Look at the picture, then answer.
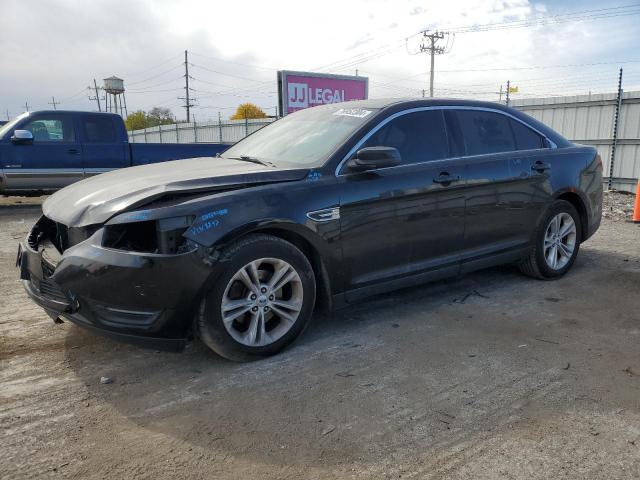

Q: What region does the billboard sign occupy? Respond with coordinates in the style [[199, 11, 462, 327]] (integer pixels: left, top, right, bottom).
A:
[[278, 70, 368, 116]]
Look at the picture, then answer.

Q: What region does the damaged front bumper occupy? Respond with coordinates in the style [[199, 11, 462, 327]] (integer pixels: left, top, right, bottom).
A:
[[18, 216, 218, 351]]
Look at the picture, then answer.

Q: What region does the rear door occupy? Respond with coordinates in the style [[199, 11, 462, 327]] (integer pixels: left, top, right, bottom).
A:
[[3, 113, 82, 190], [446, 109, 549, 271], [338, 109, 465, 298], [79, 114, 128, 178]]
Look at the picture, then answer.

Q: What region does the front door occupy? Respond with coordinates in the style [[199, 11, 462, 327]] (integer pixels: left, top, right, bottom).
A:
[[338, 109, 465, 299], [4, 113, 82, 190]]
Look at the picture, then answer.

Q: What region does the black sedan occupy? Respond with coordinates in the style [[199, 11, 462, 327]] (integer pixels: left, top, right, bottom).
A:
[[18, 99, 603, 360]]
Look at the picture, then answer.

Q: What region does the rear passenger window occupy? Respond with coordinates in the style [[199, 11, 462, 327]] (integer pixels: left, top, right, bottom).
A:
[[510, 119, 544, 150], [455, 110, 515, 155], [82, 116, 116, 143], [362, 110, 448, 165]]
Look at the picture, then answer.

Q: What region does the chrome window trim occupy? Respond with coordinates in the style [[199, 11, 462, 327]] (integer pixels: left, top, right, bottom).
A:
[[335, 105, 557, 176]]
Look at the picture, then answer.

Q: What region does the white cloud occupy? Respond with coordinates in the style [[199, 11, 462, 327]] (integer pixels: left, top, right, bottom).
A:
[[0, 0, 638, 121]]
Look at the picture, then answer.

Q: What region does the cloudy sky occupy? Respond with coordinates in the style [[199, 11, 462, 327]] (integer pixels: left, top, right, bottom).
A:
[[1, 0, 639, 121]]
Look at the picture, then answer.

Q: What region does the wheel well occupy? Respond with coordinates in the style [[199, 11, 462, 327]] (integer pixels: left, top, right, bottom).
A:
[[250, 227, 332, 313], [557, 192, 588, 238]]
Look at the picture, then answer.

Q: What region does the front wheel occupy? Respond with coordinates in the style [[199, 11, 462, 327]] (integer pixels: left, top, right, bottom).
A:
[[198, 234, 316, 361], [519, 200, 582, 280]]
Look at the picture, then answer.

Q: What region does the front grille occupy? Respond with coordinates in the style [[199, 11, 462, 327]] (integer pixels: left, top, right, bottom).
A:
[[38, 278, 69, 302]]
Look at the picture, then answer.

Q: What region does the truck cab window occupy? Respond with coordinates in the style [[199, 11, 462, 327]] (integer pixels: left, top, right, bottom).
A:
[[82, 116, 116, 143], [22, 117, 74, 142]]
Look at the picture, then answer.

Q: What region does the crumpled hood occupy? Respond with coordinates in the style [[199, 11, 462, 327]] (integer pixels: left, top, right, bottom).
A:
[[43, 157, 309, 227]]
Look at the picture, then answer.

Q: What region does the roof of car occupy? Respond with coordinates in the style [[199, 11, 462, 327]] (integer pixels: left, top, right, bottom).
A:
[[340, 98, 518, 111], [25, 110, 119, 116]]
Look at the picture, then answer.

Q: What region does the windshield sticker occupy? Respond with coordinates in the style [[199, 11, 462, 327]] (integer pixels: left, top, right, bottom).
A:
[[333, 108, 372, 118], [307, 171, 322, 182]]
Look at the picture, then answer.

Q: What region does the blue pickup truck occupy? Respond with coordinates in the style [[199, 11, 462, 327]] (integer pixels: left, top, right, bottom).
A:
[[0, 110, 229, 194]]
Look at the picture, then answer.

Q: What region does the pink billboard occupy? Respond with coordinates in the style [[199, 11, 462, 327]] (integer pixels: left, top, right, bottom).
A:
[[278, 70, 369, 115]]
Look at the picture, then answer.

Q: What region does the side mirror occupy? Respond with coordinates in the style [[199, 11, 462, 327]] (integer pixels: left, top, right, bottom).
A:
[[11, 130, 34, 145], [346, 146, 401, 172]]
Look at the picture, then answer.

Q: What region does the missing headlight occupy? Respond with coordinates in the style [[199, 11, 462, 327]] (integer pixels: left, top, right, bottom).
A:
[[103, 221, 157, 253], [103, 216, 195, 254], [156, 216, 195, 254]]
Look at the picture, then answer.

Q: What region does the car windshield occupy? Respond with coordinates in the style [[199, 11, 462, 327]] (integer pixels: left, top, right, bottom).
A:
[[221, 104, 378, 168], [0, 112, 29, 139]]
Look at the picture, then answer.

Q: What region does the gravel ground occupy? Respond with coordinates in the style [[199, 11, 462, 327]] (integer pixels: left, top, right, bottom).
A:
[[603, 190, 637, 221], [1, 199, 639, 479]]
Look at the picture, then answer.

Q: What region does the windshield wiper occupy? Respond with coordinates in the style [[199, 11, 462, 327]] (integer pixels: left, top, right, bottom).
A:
[[226, 155, 275, 168]]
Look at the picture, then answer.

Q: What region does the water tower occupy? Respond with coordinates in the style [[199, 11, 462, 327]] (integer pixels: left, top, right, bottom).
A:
[[103, 76, 128, 117]]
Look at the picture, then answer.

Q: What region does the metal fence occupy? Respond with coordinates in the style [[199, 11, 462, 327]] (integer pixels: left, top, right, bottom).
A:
[[512, 90, 640, 193], [128, 118, 275, 144]]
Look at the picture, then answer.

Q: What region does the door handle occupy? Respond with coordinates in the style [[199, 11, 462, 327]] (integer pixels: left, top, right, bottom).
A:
[[433, 173, 461, 185], [67, 148, 80, 155], [531, 161, 551, 173]]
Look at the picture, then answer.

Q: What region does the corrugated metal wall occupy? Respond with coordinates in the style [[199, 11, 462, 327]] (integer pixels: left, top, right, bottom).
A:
[[512, 91, 640, 192], [129, 118, 275, 145]]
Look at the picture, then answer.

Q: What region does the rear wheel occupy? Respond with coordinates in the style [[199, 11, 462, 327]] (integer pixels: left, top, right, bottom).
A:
[[519, 200, 582, 280], [198, 234, 316, 361]]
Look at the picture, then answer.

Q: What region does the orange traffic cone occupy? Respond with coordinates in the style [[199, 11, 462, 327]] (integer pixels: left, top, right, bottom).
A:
[[633, 179, 640, 223]]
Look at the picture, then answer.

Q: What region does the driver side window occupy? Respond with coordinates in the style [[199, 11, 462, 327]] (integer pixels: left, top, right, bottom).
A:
[[362, 110, 449, 165], [21, 116, 75, 143]]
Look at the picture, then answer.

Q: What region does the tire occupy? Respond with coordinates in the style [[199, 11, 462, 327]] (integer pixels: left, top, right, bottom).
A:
[[198, 234, 316, 361], [519, 199, 582, 280]]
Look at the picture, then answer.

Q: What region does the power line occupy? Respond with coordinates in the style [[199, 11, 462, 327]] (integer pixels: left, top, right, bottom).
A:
[[125, 64, 184, 87], [189, 51, 277, 71]]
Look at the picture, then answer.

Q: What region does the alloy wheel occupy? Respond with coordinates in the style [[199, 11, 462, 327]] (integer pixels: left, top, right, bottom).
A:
[[221, 258, 303, 347], [543, 212, 577, 270]]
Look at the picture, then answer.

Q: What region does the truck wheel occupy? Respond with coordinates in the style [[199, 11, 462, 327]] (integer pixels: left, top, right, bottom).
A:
[[198, 234, 316, 361], [519, 199, 582, 280]]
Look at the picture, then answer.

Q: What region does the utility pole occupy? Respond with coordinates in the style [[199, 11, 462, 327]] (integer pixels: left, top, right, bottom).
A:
[[499, 84, 503, 102], [24, 101, 30, 113], [48, 96, 59, 110], [505, 80, 511, 106], [122, 92, 129, 118], [179, 49, 195, 122], [416, 31, 452, 98], [608, 68, 624, 190], [6, 109, 10, 121], [92, 79, 102, 112]]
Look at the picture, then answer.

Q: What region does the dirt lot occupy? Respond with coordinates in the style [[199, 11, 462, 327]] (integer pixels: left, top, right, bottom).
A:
[[1, 195, 639, 479]]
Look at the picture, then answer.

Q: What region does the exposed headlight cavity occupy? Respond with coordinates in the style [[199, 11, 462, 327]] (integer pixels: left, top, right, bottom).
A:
[[103, 216, 196, 254]]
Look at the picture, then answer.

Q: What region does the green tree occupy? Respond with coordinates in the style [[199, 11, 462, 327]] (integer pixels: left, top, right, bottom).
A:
[[125, 107, 176, 131], [147, 107, 176, 126], [125, 110, 147, 131], [230, 103, 267, 120]]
